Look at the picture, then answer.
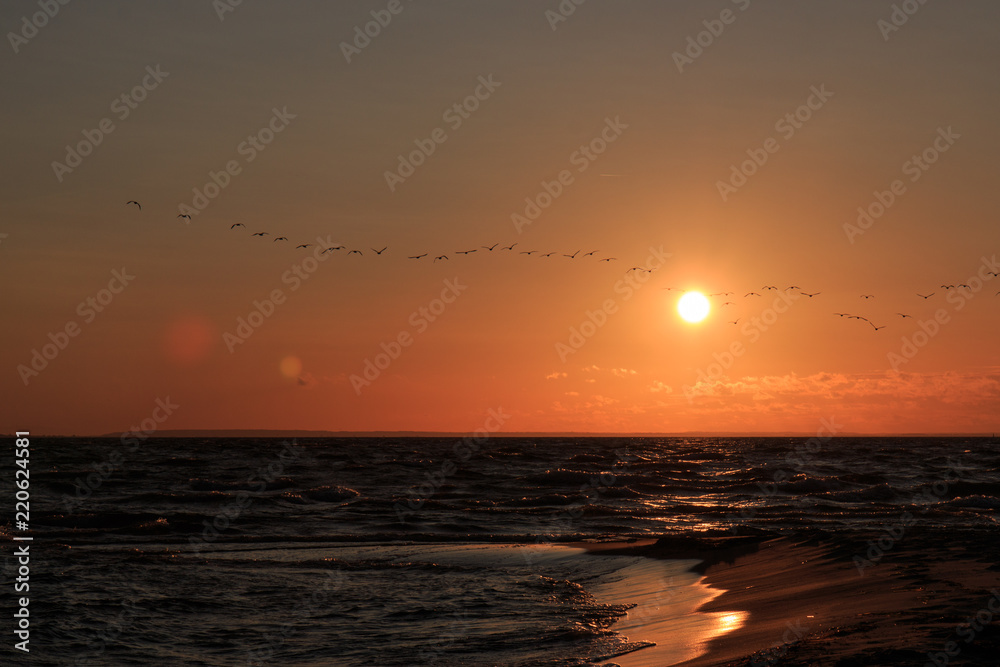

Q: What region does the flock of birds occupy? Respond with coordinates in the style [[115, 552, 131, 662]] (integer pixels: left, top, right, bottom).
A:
[[127, 201, 999, 334], [664, 282, 1000, 331]]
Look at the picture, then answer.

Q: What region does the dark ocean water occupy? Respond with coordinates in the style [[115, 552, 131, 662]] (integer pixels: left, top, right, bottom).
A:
[[2, 436, 999, 666]]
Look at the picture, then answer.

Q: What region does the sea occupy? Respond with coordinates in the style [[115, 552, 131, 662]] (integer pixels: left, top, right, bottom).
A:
[[3, 436, 999, 666]]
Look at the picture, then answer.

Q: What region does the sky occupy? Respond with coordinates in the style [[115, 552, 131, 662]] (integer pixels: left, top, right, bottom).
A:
[[1, 0, 998, 435]]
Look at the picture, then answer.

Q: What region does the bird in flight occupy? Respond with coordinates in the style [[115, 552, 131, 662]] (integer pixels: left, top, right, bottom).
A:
[[940, 284, 955, 290], [628, 267, 645, 272], [178, 214, 192, 221], [541, 252, 557, 258], [273, 237, 288, 242], [916, 293, 935, 299], [520, 250, 537, 255], [230, 223, 244, 229], [348, 250, 363, 256], [481, 243, 499, 251], [252, 232, 269, 237], [860, 294, 875, 299], [722, 302, 734, 306], [745, 292, 761, 297], [762, 285, 777, 291], [870, 323, 886, 331], [372, 247, 387, 255], [834, 313, 849, 317], [434, 255, 449, 262], [296, 244, 312, 249], [599, 258, 617, 262], [408, 254, 427, 259], [126, 201, 141, 210], [729, 318, 740, 325], [896, 313, 913, 318], [456, 249, 477, 255], [799, 292, 821, 297], [786, 285, 800, 290], [502, 243, 517, 251], [583, 250, 599, 257], [957, 283, 971, 289], [564, 250, 580, 259]]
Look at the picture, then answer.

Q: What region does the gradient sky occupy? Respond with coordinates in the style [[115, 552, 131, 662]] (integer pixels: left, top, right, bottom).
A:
[[2, 0, 998, 435]]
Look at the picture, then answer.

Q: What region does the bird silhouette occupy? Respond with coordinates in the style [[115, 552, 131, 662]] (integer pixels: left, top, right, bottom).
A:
[[745, 292, 761, 297], [896, 313, 913, 318], [871, 323, 886, 331], [125, 201, 141, 210], [564, 250, 580, 259], [252, 232, 268, 237], [296, 244, 312, 249], [230, 223, 244, 229], [722, 302, 734, 306], [273, 237, 288, 242], [799, 292, 821, 297], [481, 243, 499, 251], [456, 249, 477, 255], [178, 214, 192, 221], [599, 258, 617, 262], [916, 293, 935, 299], [520, 250, 537, 255], [541, 252, 557, 258], [729, 318, 740, 325], [860, 294, 874, 299], [372, 247, 387, 255], [762, 285, 777, 291], [583, 250, 599, 256], [348, 250, 362, 256], [408, 254, 427, 259], [502, 243, 517, 251], [434, 255, 449, 262]]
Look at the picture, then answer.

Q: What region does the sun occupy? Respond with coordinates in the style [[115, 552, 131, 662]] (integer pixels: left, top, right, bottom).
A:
[[678, 291, 711, 323]]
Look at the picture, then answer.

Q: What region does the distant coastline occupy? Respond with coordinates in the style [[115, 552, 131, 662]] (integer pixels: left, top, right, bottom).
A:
[[7, 430, 998, 438]]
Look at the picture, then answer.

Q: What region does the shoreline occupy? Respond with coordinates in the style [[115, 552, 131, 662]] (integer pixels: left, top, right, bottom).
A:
[[582, 531, 1000, 666]]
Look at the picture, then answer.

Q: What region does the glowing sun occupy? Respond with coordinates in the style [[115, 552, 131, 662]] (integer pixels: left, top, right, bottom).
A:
[[678, 291, 710, 323]]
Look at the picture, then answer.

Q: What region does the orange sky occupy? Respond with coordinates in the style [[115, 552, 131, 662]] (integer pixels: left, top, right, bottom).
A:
[[2, 1, 998, 435]]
